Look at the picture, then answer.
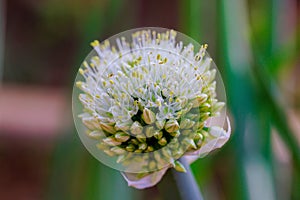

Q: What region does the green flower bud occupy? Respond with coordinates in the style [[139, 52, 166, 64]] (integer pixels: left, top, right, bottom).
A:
[[145, 126, 155, 137], [190, 139, 197, 149], [82, 117, 100, 130], [182, 129, 192, 136], [183, 138, 197, 149], [200, 103, 211, 112], [176, 97, 188, 107], [194, 132, 204, 141], [168, 139, 179, 149], [155, 120, 165, 130], [154, 131, 163, 139], [103, 149, 115, 157], [200, 112, 210, 121], [186, 113, 198, 120], [134, 149, 143, 153], [169, 130, 180, 137], [154, 152, 164, 163], [186, 120, 195, 129], [207, 69, 216, 83], [103, 137, 122, 146], [99, 122, 116, 134], [142, 108, 156, 124], [136, 134, 146, 142], [130, 121, 143, 135], [126, 144, 135, 152], [181, 102, 193, 115], [162, 148, 174, 163], [115, 132, 130, 142], [193, 122, 204, 131], [169, 137, 178, 144], [196, 138, 203, 147], [111, 146, 126, 154], [211, 102, 225, 114], [165, 119, 179, 133], [191, 94, 208, 108], [117, 153, 132, 163], [115, 121, 132, 132], [149, 160, 156, 171], [180, 118, 195, 129], [96, 142, 108, 150], [158, 137, 167, 146], [162, 148, 172, 158], [136, 172, 149, 179], [200, 129, 209, 139], [132, 155, 143, 162], [130, 138, 139, 145], [86, 130, 105, 139], [138, 143, 147, 150], [174, 160, 187, 172], [173, 148, 184, 157], [146, 146, 154, 152], [116, 155, 125, 163]]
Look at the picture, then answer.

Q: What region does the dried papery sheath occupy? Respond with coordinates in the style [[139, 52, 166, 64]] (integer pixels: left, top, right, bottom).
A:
[[72, 27, 230, 189]]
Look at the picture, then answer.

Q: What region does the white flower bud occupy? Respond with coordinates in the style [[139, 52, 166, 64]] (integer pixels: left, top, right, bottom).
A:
[[155, 120, 165, 130], [180, 118, 195, 129], [103, 137, 121, 146], [138, 143, 147, 150], [211, 102, 225, 114], [82, 117, 100, 130], [96, 142, 108, 150], [142, 108, 156, 124], [103, 149, 115, 157], [145, 126, 155, 137], [111, 146, 126, 154], [191, 93, 208, 108], [130, 121, 143, 135], [86, 130, 105, 139], [115, 121, 132, 132], [115, 132, 130, 142], [164, 119, 179, 133], [99, 122, 116, 134]]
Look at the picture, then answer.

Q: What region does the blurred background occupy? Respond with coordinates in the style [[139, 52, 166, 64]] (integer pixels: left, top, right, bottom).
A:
[[0, 0, 299, 199]]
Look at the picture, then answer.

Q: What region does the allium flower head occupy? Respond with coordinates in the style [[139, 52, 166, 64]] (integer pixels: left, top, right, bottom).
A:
[[73, 28, 230, 189]]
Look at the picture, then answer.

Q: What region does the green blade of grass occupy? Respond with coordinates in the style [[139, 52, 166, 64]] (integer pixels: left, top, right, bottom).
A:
[[219, 0, 277, 199], [179, 0, 202, 41]]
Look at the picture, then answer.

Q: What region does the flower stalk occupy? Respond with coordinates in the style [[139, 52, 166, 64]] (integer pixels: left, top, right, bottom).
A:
[[171, 157, 203, 200]]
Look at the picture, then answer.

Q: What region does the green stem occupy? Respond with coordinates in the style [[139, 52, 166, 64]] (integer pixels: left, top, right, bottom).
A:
[[171, 157, 203, 200]]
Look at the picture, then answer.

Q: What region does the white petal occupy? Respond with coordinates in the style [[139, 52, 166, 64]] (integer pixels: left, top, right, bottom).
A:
[[184, 117, 231, 164], [121, 167, 169, 189]]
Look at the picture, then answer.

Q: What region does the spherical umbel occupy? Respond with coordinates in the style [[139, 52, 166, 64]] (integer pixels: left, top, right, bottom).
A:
[[72, 28, 228, 175]]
